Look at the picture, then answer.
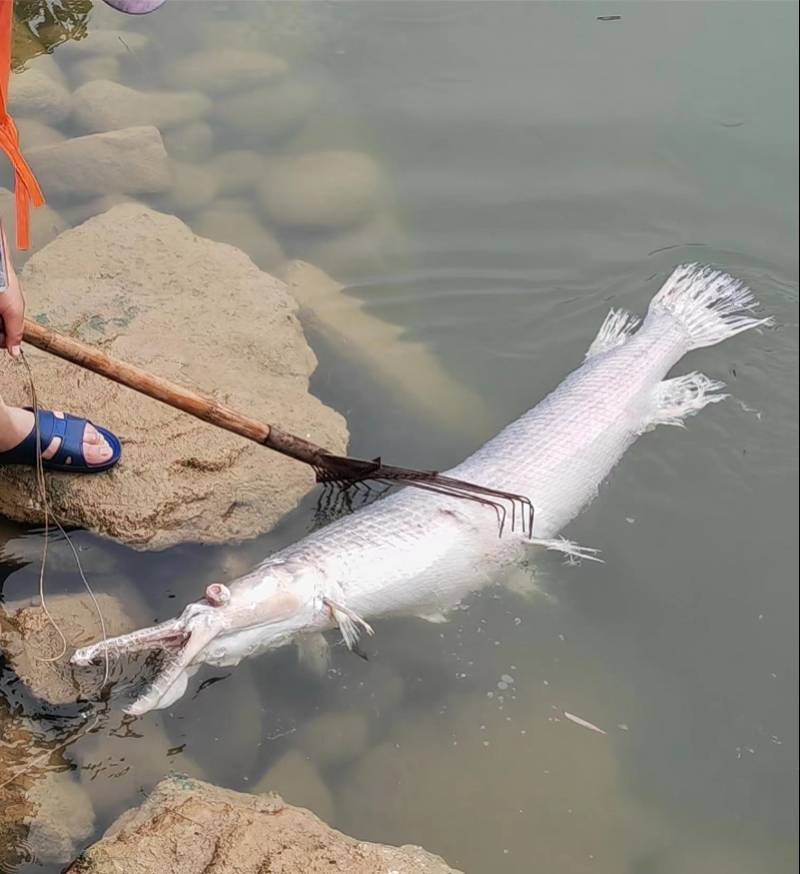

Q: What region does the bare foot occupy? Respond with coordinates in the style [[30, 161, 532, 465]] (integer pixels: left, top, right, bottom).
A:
[[0, 407, 113, 465]]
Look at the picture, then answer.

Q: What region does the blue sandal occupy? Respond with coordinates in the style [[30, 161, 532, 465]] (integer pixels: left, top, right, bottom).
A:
[[0, 408, 121, 473]]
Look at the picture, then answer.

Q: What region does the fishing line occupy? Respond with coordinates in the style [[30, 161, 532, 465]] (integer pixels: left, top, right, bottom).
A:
[[17, 350, 111, 690]]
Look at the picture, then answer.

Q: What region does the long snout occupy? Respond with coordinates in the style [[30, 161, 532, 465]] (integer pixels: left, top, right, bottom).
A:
[[70, 616, 188, 666], [123, 614, 222, 715], [71, 606, 225, 715]]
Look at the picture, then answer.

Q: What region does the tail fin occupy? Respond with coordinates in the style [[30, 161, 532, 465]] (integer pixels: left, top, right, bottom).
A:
[[646, 263, 771, 350]]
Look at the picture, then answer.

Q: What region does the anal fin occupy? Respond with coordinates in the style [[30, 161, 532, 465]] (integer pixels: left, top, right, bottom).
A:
[[532, 537, 603, 564]]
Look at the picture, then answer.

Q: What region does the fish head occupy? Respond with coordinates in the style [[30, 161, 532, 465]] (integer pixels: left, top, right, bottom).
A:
[[70, 570, 322, 715], [70, 582, 235, 715]]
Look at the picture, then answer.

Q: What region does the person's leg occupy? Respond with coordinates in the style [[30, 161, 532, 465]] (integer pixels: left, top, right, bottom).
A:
[[0, 395, 112, 463]]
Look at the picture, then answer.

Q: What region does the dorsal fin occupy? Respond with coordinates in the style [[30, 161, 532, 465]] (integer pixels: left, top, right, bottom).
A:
[[585, 308, 641, 359]]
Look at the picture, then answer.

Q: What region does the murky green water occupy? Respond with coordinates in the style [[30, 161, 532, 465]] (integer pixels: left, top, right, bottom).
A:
[[1, 2, 798, 872]]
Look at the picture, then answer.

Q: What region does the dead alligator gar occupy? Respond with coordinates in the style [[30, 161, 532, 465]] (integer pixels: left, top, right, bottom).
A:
[[72, 264, 769, 715]]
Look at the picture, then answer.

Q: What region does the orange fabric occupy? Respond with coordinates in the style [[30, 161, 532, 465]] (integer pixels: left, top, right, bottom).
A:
[[0, 0, 45, 250]]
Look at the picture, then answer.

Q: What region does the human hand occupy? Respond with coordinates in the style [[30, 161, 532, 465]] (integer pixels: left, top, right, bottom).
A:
[[0, 222, 24, 357]]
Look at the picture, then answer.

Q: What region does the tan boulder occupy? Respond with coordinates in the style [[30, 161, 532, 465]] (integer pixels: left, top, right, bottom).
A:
[[64, 775, 462, 873], [0, 205, 348, 549]]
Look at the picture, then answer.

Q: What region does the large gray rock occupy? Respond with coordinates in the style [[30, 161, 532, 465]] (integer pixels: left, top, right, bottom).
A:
[[0, 205, 347, 549], [72, 80, 211, 134], [26, 127, 170, 199], [64, 775, 462, 874]]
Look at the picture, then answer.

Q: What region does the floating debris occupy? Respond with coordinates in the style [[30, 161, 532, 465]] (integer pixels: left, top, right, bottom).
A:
[[563, 711, 608, 736]]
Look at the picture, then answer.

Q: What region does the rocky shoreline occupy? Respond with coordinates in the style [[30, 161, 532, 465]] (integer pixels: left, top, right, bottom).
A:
[[65, 775, 462, 874]]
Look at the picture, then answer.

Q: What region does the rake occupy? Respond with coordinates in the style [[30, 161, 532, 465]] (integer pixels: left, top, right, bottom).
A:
[[21, 318, 534, 536]]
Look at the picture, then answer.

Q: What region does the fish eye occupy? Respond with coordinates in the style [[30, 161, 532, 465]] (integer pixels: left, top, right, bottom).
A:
[[205, 582, 231, 607]]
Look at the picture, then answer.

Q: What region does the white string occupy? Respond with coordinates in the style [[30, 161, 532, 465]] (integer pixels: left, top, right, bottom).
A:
[[18, 350, 110, 689]]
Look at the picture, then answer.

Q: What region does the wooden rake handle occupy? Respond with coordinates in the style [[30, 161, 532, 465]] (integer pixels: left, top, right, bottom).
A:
[[21, 318, 329, 468]]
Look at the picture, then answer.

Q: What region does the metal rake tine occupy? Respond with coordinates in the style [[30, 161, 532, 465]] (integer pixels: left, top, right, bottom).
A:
[[381, 469, 533, 528], [378, 477, 508, 537]]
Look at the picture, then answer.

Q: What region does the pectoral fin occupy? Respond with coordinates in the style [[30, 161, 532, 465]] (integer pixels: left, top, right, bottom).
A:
[[323, 597, 374, 650]]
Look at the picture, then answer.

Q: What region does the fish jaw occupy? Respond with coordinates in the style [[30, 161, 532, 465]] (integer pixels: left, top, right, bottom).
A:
[[70, 578, 324, 715], [70, 599, 229, 715]]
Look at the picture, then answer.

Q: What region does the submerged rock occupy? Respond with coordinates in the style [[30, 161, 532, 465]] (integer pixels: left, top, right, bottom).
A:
[[162, 121, 214, 162], [0, 205, 347, 549], [163, 158, 219, 213], [69, 715, 207, 816], [72, 80, 211, 134], [27, 126, 170, 198], [0, 704, 41, 870], [299, 711, 370, 767], [213, 79, 319, 144], [23, 772, 95, 864], [338, 690, 651, 874], [285, 260, 494, 437], [0, 591, 150, 704], [60, 193, 137, 227], [192, 199, 285, 274], [302, 210, 405, 278], [16, 117, 67, 149], [57, 29, 149, 58], [205, 149, 268, 196], [254, 749, 335, 824], [8, 66, 71, 125], [258, 150, 384, 230], [65, 775, 461, 873], [0, 186, 68, 261], [168, 48, 288, 95], [0, 695, 93, 868], [69, 53, 121, 86]]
